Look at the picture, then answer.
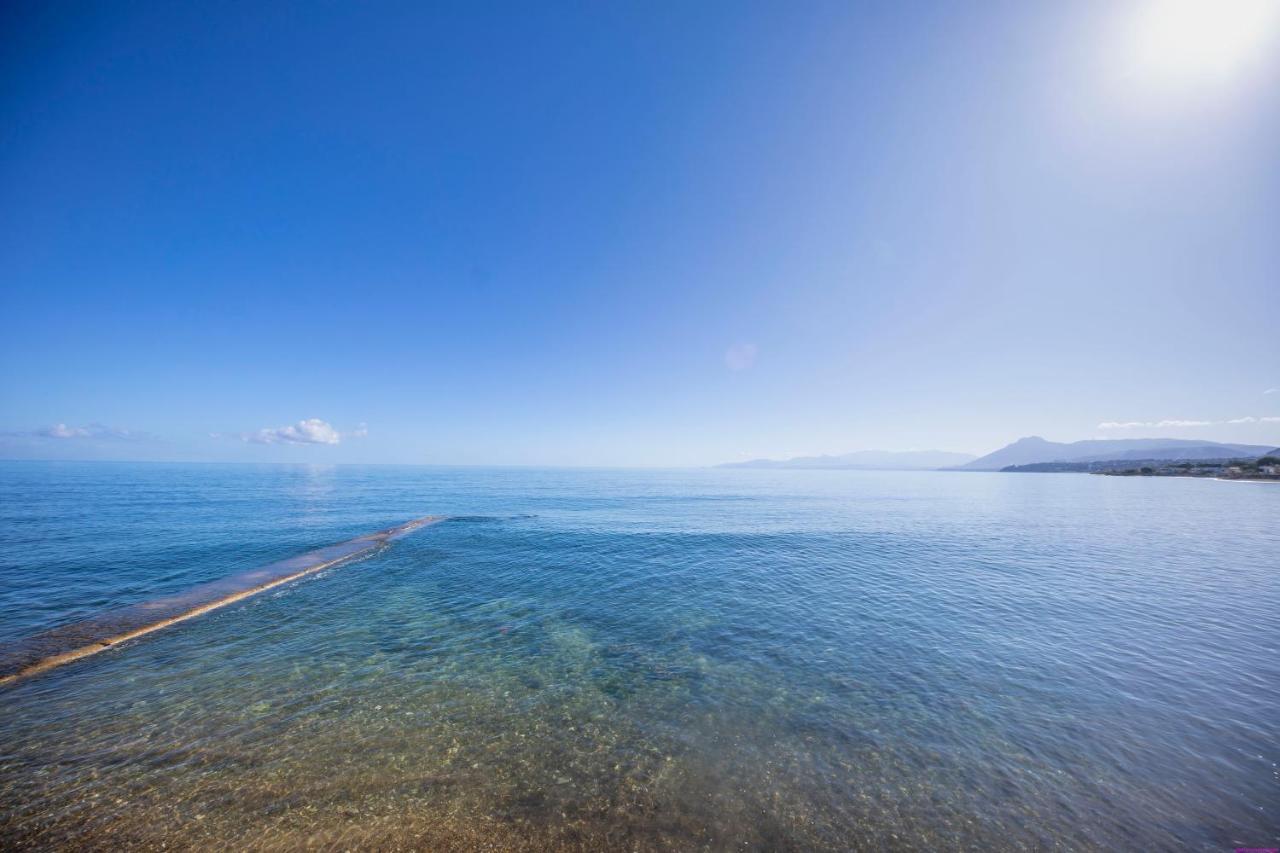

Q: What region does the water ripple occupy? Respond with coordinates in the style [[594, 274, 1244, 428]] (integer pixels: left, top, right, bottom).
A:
[[0, 463, 1277, 850]]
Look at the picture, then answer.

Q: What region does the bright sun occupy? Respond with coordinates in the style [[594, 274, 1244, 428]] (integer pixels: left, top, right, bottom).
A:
[[1118, 0, 1280, 93]]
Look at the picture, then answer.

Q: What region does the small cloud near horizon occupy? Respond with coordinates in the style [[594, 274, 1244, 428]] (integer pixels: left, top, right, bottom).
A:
[[724, 342, 758, 371], [1098, 419, 1213, 429], [1265, 388, 1278, 395], [1226, 416, 1280, 425], [1099, 416, 1280, 429], [4, 423, 154, 441], [238, 418, 366, 445]]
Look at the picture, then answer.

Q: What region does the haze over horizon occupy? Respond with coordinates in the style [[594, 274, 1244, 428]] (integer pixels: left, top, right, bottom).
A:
[[3, 1, 1278, 467]]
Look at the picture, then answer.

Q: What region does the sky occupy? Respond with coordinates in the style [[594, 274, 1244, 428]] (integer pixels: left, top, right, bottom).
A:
[[2, 0, 1278, 466]]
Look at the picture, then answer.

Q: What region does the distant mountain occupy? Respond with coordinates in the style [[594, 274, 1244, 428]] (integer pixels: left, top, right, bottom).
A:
[[718, 449, 977, 470], [1075, 445, 1273, 463], [957, 436, 1275, 471]]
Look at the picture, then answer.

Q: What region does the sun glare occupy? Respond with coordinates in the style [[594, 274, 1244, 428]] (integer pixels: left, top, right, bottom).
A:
[[1119, 0, 1280, 93]]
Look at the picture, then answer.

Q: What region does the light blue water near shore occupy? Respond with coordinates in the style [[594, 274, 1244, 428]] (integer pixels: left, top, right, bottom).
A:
[[0, 461, 1277, 849]]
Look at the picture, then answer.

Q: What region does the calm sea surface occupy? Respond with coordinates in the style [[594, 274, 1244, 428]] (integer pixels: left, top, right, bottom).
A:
[[0, 461, 1276, 850]]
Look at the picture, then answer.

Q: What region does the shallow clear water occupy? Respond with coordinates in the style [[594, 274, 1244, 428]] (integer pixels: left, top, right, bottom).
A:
[[1, 462, 1277, 850]]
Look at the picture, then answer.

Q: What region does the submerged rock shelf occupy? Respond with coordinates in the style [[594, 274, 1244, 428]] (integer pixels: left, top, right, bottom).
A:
[[0, 515, 444, 686]]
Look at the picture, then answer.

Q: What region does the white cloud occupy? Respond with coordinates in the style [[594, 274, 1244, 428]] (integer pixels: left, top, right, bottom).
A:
[[1099, 416, 1280, 429], [27, 423, 150, 441], [1265, 388, 1279, 395], [724, 342, 758, 371], [41, 423, 90, 438], [1097, 419, 1213, 429], [239, 418, 367, 445], [244, 418, 341, 445]]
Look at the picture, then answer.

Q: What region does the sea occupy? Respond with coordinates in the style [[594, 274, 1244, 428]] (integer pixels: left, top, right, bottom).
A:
[[0, 461, 1276, 850]]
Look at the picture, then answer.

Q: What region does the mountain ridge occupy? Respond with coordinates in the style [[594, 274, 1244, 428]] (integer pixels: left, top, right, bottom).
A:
[[956, 437, 1276, 471]]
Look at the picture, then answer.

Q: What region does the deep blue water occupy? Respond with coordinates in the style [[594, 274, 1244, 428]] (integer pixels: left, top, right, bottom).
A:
[[0, 461, 1277, 849]]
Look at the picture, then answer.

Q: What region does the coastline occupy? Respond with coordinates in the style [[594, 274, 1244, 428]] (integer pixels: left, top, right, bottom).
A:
[[1212, 477, 1280, 484], [0, 515, 445, 686]]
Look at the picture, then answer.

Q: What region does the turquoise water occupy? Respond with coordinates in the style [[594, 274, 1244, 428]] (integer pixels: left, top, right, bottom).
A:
[[0, 462, 1277, 849]]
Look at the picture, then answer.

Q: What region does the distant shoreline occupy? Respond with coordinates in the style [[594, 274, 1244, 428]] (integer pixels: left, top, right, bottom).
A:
[[1210, 476, 1280, 484]]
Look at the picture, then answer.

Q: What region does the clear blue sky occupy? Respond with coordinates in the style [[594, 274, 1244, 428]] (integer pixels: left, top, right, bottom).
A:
[[2, 1, 1278, 465]]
